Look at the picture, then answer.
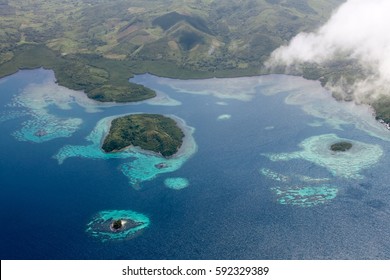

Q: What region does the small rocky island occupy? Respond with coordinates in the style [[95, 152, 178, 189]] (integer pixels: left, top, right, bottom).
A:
[[102, 114, 184, 157], [110, 219, 123, 232], [330, 141, 353, 152]]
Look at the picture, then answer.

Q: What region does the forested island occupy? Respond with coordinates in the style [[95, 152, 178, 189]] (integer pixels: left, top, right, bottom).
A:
[[102, 114, 184, 157]]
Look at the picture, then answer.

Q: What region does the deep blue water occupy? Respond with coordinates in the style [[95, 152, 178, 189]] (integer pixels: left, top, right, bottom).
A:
[[1, 69, 390, 259]]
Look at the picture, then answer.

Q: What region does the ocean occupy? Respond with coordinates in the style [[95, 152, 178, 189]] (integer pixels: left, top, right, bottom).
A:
[[1, 68, 390, 259]]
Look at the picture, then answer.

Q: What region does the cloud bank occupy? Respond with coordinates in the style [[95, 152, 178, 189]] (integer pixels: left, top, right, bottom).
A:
[[267, 0, 390, 102]]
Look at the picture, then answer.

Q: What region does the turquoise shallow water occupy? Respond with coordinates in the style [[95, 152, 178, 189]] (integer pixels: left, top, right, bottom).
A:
[[1, 68, 390, 259]]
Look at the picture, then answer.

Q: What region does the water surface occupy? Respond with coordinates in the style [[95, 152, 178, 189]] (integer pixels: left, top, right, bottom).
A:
[[1, 68, 390, 259]]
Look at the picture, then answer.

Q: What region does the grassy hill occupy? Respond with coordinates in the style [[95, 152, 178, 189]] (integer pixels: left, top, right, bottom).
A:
[[102, 114, 184, 157]]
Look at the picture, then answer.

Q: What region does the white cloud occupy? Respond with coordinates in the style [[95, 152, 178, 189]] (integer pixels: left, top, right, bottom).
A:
[[267, 0, 390, 101]]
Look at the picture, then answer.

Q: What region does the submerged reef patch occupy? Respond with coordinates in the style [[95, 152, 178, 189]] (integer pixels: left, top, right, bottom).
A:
[[271, 185, 338, 207], [217, 114, 231, 121], [0, 111, 28, 123], [54, 114, 197, 189], [263, 134, 383, 179], [260, 168, 289, 183], [158, 76, 263, 101], [283, 86, 390, 141], [8, 74, 103, 142], [144, 90, 181, 106], [260, 168, 330, 184], [216, 101, 228, 106], [120, 117, 196, 189], [54, 115, 133, 163], [86, 210, 150, 242], [157, 74, 390, 141], [13, 114, 82, 143], [164, 177, 189, 190], [296, 175, 330, 184], [260, 167, 334, 207]]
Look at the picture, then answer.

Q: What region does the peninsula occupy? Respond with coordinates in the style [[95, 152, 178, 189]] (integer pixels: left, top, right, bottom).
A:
[[102, 114, 184, 157]]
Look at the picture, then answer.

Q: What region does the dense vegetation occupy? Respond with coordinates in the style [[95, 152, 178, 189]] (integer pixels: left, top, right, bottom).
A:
[[371, 98, 390, 124], [102, 114, 184, 157], [0, 44, 156, 102], [330, 142, 352, 152], [0, 0, 344, 102]]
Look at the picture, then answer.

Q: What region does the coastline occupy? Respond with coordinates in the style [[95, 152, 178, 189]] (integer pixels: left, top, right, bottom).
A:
[[100, 113, 192, 158], [53, 111, 197, 188], [2, 60, 389, 133]]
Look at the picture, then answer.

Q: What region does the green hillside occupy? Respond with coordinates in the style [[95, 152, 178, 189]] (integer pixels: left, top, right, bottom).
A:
[[0, 0, 345, 102], [102, 114, 184, 157]]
